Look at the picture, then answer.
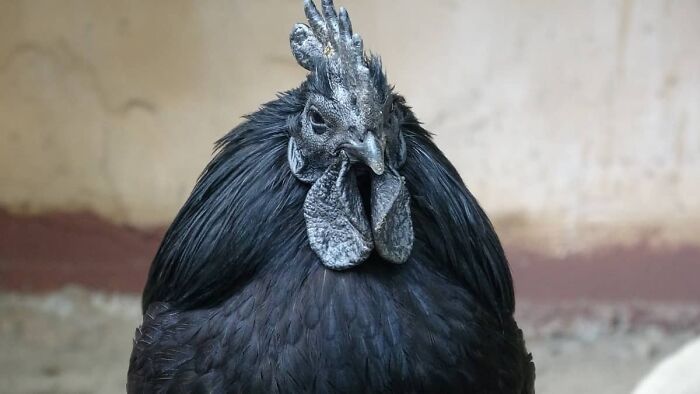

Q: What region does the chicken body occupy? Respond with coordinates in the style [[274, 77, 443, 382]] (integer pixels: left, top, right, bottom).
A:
[[128, 89, 535, 393]]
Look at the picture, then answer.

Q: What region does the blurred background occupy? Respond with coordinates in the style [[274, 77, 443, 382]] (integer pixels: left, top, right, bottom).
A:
[[1, 0, 699, 393]]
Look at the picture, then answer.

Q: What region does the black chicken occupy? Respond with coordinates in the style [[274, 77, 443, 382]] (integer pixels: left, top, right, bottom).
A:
[[128, 0, 535, 392]]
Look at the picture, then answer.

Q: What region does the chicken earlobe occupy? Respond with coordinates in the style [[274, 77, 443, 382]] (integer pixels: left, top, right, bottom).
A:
[[303, 159, 373, 269], [370, 170, 414, 263], [288, 136, 325, 183]]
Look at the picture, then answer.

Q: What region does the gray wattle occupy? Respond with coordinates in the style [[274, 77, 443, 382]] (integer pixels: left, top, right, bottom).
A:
[[370, 171, 414, 263], [303, 160, 373, 269]]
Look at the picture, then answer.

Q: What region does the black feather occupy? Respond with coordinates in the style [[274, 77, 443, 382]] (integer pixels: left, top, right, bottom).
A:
[[141, 88, 308, 310], [366, 54, 389, 102]]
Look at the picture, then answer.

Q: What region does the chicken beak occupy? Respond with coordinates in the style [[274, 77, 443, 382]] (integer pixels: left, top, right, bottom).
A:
[[343, 132, 385, 175]]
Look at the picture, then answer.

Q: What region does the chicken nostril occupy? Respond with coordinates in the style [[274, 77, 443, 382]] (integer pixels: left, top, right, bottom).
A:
[[348, 126, 364, 141]]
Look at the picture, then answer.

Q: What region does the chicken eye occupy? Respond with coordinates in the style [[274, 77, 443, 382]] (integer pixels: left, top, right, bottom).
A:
[[308, 108, 326, 128]]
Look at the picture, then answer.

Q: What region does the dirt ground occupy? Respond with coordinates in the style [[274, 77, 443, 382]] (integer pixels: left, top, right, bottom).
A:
[[1, 287, 699, 394]]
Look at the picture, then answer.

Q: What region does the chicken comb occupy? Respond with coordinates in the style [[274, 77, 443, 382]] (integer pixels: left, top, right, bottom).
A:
[[290, 0, 370, 91]]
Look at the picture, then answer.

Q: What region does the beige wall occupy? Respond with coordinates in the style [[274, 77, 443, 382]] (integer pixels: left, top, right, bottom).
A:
[[1, 0, 699, 254]]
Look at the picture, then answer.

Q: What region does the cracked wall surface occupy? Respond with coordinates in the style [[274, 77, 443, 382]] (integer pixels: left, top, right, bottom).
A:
[[1, 0, 699, 254]]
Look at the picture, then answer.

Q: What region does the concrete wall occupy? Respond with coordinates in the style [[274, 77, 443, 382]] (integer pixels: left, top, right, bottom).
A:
[[1, 0, 699, 255]]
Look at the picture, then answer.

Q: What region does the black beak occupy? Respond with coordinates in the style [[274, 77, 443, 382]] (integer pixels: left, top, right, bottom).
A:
[[341, 132, 385, 175]]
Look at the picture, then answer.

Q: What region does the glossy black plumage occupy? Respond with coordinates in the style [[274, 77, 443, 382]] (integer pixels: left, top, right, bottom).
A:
[[128, 86, 535, 393]]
